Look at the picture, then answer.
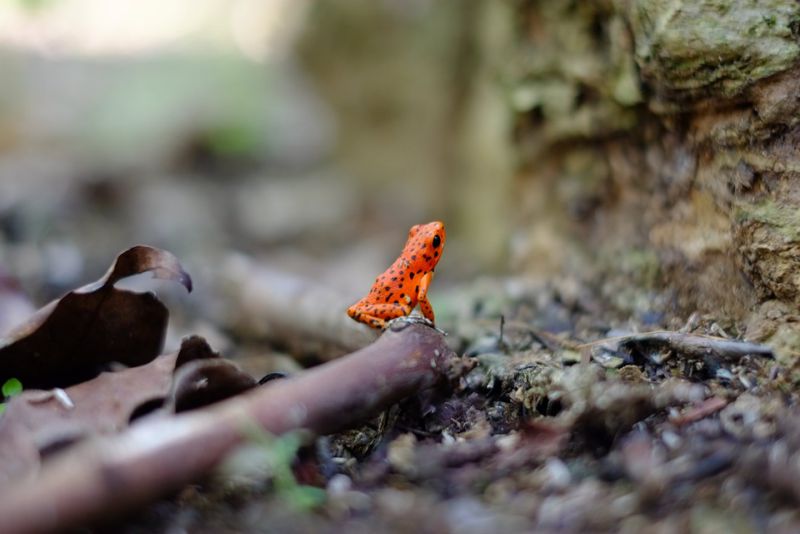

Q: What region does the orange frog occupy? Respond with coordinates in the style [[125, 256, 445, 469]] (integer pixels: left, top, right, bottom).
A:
[[347, 221, 446, 329]]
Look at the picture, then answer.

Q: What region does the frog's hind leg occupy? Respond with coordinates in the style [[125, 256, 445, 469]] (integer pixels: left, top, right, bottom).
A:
[[350, 302, 411, 329]]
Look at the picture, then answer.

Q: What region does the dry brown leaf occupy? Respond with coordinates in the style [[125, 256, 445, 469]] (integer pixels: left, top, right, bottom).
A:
[[0, 351, 178, 485], [0, 335, 255, 485], [167, 355, 257, 413], [0, 245, 192, 390]]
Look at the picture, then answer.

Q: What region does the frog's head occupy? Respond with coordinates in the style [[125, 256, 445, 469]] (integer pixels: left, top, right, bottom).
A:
[[406, 221, 446, 270]]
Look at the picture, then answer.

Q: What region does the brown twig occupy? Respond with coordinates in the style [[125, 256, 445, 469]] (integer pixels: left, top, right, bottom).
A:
[[579, 331, 773, 362], [0, 323, 453, 534], [669, 396, 729, 427]]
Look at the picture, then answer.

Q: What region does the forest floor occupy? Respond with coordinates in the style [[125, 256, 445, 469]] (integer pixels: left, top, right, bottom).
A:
[[1, 167, 797, 532], [106, 271, 798, 534], [1, 104, 797, 532]]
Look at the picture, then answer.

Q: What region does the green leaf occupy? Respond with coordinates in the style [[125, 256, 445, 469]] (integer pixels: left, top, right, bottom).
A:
[[271, 433, 301, 463], [237, 425, 323, 509], [283, 485, 327, 510], [2, 378, 22, 398]]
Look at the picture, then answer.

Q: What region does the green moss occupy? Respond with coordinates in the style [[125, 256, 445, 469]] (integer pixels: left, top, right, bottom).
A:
[[628, 0, 800, 99], [740, 152, 800, 175], [620, 248, 661, 288], [764, 324, 800, 367], [735, 200, 800, 241], [508, 4, 643, 146]]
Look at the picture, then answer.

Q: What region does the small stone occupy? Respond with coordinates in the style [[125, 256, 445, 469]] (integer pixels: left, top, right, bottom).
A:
[[387, 433, 418, 477], [326, 474, 352, 496]]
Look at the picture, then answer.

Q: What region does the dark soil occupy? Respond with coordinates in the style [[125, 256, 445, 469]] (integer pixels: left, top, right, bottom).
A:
[[118, 278, 800, 534]]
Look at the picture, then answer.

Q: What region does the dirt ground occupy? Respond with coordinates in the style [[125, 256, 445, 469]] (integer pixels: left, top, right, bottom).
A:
[[107, 273, 798, 534]]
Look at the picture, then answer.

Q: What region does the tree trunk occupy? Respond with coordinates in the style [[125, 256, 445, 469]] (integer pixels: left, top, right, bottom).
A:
[[508, 0, 800, 363]]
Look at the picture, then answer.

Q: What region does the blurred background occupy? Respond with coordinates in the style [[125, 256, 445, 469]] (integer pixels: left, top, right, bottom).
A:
[[0, 0, 513, 289], [4, 0, 799, 362], [0, 0, 520, 352]]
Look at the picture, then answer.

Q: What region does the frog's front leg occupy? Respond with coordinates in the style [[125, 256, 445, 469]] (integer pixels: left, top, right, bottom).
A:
[[416, 271, 435, 323]]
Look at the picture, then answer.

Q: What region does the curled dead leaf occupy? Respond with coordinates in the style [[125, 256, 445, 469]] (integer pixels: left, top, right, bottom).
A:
[[168, 358, 257, 413], [0, 245, 192, 390]]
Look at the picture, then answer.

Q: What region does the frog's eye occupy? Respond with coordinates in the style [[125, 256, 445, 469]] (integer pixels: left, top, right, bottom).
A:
[[432, 235, 441, 248]]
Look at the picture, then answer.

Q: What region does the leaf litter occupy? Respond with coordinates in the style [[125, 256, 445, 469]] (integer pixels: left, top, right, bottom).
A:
[[1, 250, 799, 533], [0, 245, 192, 390]]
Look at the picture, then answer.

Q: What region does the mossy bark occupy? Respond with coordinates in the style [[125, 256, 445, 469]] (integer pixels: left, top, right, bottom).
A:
[[510, 0, 800, 362]]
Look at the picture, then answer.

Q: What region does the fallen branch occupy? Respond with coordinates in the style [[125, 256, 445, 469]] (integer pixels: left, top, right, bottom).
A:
[[0, 323, 453, 534], [580, 331, 773, 364], [219, 255, 378, 360]]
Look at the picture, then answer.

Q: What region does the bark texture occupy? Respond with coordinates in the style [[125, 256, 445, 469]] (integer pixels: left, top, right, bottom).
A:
[[510, 0, 800, 362]]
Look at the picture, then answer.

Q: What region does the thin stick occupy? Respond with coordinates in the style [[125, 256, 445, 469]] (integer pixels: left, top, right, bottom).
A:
[[669, 396, 729, 426], [579, 331, 773, 361]]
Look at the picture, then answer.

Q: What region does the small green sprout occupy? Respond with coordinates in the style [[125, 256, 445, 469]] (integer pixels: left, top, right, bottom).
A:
[[242, 425, 327, 510], [0, 378, 23, 414]]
